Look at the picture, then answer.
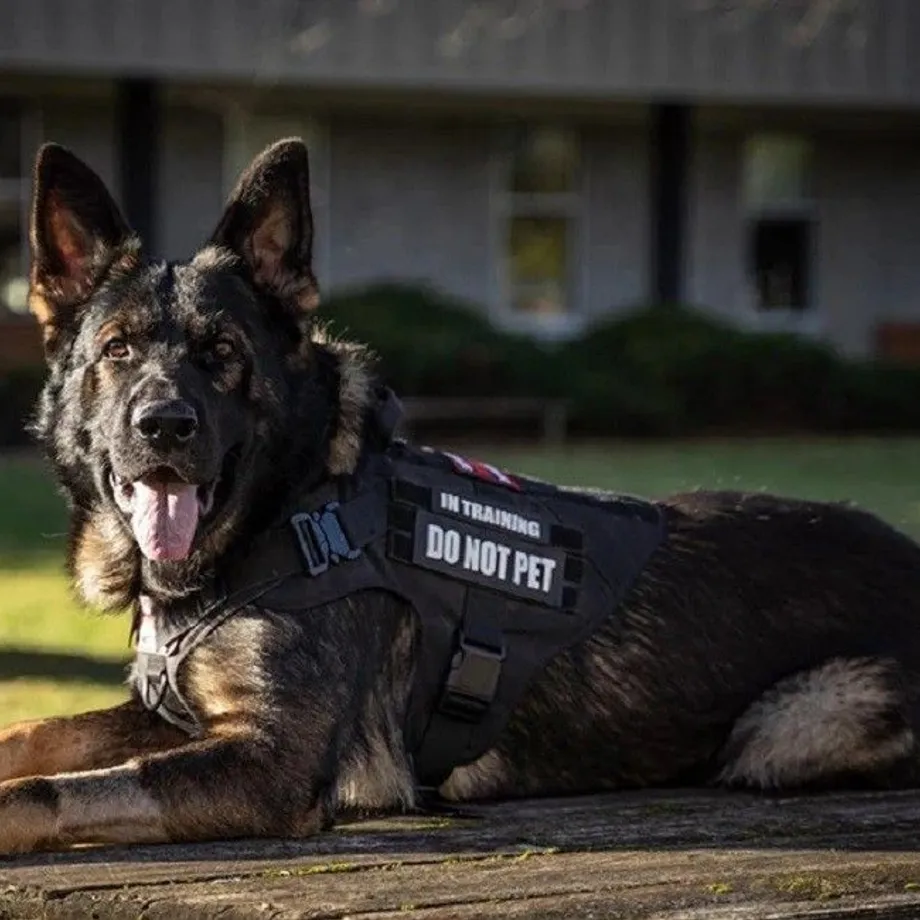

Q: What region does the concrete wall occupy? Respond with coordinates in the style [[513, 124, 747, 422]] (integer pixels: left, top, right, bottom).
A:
[[326, 116, 494, 308], [868, 141, 920, 324], [581, 123, 650, 319], [323, 113, 655, 328], [814, 136, 885, 355], [157, 103, 226, 261], [686, 128, 747, 324]]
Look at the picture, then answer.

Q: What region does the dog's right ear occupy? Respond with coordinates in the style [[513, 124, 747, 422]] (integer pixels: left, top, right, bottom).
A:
[[209, 138, 319, 314], [29, 143, 137, 355]]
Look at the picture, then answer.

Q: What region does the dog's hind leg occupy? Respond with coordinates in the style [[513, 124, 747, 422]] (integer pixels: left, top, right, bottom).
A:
[[717, 657, 919, 790], [0, 700, 187, 784]]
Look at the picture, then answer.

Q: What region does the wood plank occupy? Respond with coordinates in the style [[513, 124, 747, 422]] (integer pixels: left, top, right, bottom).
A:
[[1, 789, 919, 919]]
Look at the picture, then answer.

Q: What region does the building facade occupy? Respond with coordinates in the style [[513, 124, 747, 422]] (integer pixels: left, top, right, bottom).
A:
[[3, 0, 920, 356]]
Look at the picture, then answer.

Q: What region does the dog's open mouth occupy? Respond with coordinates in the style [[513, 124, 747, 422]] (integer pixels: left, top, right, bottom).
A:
[[109, 453, 237, 563]]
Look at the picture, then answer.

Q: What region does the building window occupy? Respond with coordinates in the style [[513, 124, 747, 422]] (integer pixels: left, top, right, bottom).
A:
[[499, 125, 581, 330], [0, 104, 31, 316], [743, 134, 815, 315]]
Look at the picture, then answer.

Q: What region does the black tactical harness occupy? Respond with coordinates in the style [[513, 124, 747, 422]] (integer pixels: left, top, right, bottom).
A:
[[134, 389, 665, 789]]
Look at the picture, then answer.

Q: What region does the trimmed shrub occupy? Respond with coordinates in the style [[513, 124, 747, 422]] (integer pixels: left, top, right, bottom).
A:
[[0, 365, 43, 448], [4, 284, 919, 443], [318, 283, 561, 399], [320, 285, 920, 437], [558, 305, 857, 435]]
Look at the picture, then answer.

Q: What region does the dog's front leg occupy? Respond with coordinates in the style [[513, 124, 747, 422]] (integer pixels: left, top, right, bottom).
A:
[[0, 699, 188, 783], [0, 730, 323, 854]]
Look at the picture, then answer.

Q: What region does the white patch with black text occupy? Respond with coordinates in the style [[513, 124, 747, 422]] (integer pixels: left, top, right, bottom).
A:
[[411, 511, 566, 607], [437, 491, 543, 540]]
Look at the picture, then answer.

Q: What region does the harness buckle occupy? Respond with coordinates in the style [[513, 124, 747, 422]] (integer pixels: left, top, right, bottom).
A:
[[136, 651, 170, 713], [438, 631, 506, 723], [291, 502, 361, 577]]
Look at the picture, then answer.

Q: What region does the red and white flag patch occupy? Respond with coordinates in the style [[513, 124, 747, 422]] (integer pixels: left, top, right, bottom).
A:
[[442, 451, 521, 491]]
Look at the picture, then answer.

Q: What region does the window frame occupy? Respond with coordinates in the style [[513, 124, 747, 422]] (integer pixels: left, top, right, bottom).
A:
[[741, 132, 821, 334], [490, 123, 586, 340]]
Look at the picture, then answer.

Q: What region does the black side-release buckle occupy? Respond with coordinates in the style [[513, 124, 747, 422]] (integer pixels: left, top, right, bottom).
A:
[[137, 651, 169, 713], [291, 501, 361, 577], [438, 630, 506, 723]]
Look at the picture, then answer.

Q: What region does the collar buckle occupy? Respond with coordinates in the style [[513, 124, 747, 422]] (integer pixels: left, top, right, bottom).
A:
[[290, 501, 361, 577]]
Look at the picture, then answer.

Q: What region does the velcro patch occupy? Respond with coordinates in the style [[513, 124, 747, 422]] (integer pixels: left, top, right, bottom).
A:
[[441, 452, 521, 491], [432, 488, 549, 545], [412, 510, 566, 607]]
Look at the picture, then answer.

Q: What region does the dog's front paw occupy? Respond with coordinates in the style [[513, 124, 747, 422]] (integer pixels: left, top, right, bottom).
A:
[[0, 777, 59, 855]]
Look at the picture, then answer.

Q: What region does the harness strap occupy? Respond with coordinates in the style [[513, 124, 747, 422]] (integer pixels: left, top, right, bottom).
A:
[[136, 575, 289, 734], [412, 589, 508, 790], [386, 472, 597, 789], [223, 481, 389, 592], [131, 387, 666, 798], [133, 475, 394, 734]]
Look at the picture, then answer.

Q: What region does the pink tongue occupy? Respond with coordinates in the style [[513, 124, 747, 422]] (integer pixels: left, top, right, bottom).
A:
[[130, 480, 199, 562]]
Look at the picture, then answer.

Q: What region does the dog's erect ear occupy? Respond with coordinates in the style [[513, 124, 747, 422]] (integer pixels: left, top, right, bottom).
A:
[[29, 143, 136, 352], [210, 138, 319, 312]]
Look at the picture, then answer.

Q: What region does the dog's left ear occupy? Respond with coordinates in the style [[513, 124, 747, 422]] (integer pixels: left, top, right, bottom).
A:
[[29, 143, 136, 354], [210, 138, 319, 312]]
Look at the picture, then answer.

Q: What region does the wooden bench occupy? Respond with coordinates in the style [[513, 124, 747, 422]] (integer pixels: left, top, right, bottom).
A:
[[2, 788, 920, 918], [398, 397, 569, 447]]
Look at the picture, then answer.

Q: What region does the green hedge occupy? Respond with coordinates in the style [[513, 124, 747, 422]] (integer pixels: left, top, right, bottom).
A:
[[318, 284, 561, 400], [0, 366, 43, 448], [561, 305, 920, 435], [3, 284, 919, 444], [320, 284, 920, 437]]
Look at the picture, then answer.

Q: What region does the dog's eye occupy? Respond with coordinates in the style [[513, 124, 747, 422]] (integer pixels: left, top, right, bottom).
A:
[[102, 338, 131, 361], [210, 339, 236, 362]]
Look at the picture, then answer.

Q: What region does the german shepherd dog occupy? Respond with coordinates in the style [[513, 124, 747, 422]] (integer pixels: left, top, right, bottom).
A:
[[1, 138, 920, 855]]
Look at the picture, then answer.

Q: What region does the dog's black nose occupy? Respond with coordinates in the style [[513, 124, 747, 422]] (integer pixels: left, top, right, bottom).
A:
[[132, 400, 199, 448]]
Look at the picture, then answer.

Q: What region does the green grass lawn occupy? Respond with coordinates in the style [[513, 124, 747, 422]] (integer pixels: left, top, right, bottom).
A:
[[2, 438, 920, 726]]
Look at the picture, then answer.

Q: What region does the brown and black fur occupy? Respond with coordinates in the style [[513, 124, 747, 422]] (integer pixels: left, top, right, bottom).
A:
[[2, 139, 920, 854]]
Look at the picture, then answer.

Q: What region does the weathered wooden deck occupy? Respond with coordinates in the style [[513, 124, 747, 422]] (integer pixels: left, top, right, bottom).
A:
[[2, 789, 920, 919]]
